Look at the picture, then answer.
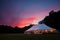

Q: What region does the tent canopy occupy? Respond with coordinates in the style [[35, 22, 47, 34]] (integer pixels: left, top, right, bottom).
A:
[[26, 24, 54, 31]]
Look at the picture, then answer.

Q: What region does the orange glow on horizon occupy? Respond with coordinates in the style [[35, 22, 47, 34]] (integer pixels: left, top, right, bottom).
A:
[[16, 17, 38, 28]]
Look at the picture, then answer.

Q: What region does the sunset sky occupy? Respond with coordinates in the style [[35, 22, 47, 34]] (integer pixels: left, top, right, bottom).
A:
[[0, 0, 60, 28]]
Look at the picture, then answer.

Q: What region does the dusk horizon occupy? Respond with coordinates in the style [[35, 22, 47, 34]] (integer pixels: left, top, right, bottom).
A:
[[0, 0, 60, 40], [0, 0, 60, 28]]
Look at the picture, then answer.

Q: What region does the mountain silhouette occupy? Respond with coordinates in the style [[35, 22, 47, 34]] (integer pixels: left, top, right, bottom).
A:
[[43, 10, 60, 31]]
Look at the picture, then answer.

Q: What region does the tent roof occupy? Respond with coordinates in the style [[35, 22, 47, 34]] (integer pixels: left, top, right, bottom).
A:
[[27, 24, 53, 31]]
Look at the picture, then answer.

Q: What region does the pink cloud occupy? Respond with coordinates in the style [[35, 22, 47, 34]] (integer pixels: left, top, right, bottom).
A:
[[13, 17, 38, 28]]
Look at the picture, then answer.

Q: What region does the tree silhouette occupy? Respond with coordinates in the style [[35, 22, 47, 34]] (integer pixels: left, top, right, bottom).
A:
[[0, 24, 33, 33], [43, 10, 60, 31]]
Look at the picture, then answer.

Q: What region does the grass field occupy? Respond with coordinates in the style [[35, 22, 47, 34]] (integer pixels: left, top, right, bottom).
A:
[[0, 33, 60, 40]]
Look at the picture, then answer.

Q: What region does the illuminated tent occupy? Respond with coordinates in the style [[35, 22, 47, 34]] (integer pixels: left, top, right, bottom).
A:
[[26, 23, 54, 31], [24, 24, 56, 34]]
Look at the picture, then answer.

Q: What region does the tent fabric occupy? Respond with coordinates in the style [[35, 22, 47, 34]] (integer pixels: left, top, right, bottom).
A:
[[27, 24, 53, 31]]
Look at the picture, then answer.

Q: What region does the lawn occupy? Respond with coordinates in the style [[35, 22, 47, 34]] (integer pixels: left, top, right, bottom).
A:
[[0, 33, 60, 40]]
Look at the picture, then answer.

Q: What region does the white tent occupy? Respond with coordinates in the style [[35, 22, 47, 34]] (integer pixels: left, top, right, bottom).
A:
[[24, 23, 57, 34], [26, 23, 54, 31]]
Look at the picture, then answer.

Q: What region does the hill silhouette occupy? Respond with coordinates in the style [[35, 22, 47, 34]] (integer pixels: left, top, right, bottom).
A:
[[0, 24, 33, 33], [43, 10, 60, 31]]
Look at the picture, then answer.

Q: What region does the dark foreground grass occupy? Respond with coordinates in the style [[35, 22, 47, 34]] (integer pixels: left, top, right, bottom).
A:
[[0, 33, 60, 40]]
